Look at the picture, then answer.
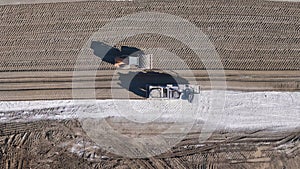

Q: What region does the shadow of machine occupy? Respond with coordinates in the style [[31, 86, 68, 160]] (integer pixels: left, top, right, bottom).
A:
[[118, 71, 189, 98], [91, 41, 193, 99], [90, 41, 144, 65]]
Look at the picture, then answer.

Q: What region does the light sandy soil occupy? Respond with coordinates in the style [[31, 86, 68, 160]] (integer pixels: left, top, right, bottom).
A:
[[1, 91, 300, 130]]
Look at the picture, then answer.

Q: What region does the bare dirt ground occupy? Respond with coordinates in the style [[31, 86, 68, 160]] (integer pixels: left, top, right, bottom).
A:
[[1, 70, 300, 101], [0, 0, 299, 72], [0, 119, 299, 168], [0, 0, 300, 168], [0, 0, 299, 100]]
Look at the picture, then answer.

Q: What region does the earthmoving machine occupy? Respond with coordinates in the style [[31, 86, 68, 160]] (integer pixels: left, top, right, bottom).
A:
[[147, 84, 200, 103], [114, 54, 153, 69], [114, 54, 200, 102]]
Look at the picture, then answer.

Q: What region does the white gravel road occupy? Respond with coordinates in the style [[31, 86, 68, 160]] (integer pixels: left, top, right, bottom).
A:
[[0, 91, 299, 131]]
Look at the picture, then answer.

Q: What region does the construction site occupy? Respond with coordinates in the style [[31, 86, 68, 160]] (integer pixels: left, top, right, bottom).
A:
[[0, 0, 300, 168]]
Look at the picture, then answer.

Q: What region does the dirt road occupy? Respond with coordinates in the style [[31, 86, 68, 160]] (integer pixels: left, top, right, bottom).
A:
[[0, 70, 300, 100]]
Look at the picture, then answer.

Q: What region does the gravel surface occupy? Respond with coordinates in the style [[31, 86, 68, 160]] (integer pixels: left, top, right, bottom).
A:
[[1, 91, 299, 131]]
